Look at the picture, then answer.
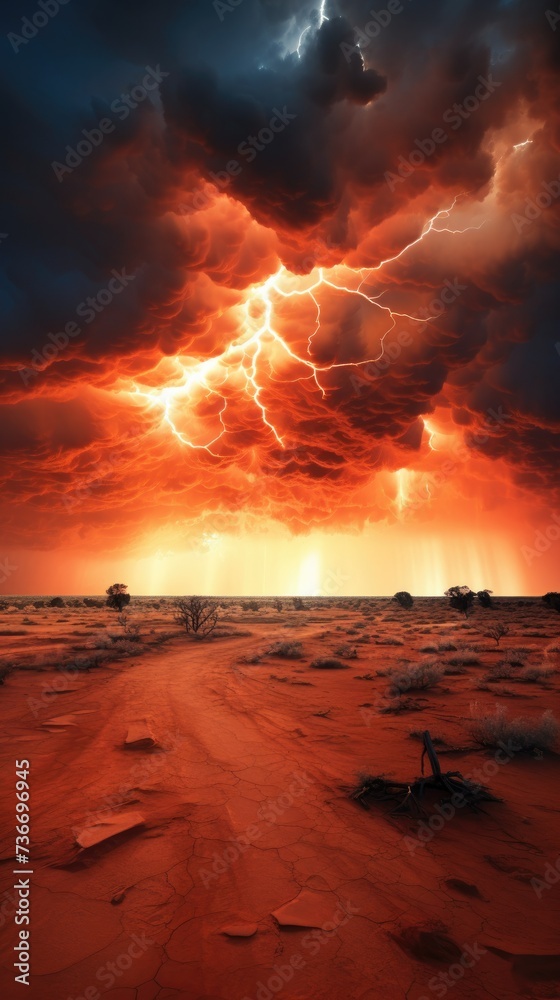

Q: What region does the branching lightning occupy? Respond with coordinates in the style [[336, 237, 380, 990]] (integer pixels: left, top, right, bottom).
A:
[[126, 199, 484, 455]]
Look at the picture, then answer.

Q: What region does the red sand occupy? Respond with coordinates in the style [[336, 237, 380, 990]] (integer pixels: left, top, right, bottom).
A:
[[0, 597, 559, 999]]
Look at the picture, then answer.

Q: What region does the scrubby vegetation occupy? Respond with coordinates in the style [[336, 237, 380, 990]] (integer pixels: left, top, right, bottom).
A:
[[106, 584, 130, 613], [310, 657, 348, 670], [266, 640, 304, 659], [393, 591, 414, 610], [387, 660, 444, 695], [173, 596, 219, 637], [445, 586, 475, 618], [469, 706, 559, 752]]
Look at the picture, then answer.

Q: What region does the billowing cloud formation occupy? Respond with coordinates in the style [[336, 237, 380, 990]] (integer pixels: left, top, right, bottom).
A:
[[0, 0, 559, 574]]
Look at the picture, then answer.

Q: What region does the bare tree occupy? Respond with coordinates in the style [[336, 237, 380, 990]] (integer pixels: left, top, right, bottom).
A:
[[479, 621, 510, 646], [173, 596, 219, 637]]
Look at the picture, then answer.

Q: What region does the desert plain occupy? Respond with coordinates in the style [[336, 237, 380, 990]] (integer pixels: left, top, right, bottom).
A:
[[0, 595, 559, 1000]]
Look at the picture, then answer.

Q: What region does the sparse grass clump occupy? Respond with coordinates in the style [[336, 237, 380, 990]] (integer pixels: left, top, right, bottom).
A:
[[446, 648, 480, 667], [469, 706, 559, 752], [310, 657, 348, 670], [266, 640, 304, 659], [518, 665, 556, 684], [375, 636, 405, 646], [501, 648, 532, 666], [333, 644, 358, 659], [379, 696, 424, 714], [0, 663, 15, 685], [388, 661, 444, 695], [484, 663, 516, 682]]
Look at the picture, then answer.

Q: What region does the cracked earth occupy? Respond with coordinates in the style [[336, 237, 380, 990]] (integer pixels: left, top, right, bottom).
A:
[[0, 598, 559, 999]]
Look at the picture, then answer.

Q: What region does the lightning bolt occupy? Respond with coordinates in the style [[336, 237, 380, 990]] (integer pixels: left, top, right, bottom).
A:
[[297, 0, 329, 57], [125, 199, 484, 455]]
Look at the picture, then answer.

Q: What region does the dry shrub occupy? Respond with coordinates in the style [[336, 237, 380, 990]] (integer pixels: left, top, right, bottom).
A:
[[388, 661, 444, 695], [333, 644, 358, 659], [379, 697, 424, 714], [0, 663, 15, 685], [446, 648, 480, 666], [266, 640, 304, 659], [310, 657, 348, 670], [469, 706, 559, 752], [518, 665, 556, 684]]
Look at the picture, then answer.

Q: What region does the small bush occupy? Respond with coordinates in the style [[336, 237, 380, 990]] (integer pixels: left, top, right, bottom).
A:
[[56, 653, 108, 672], [266, 641, 304, 659], [501, 648, 531, 666], [388, 661, 444, 695], [375, 637, 405, 646], [446, 649, 480, 667], [469, 706, 559, 752], [379, 697, 424, 714], [333, 644, 358, 659], [310, 657, 348, 670], [420, 643, 438, 653], [484, 663, 516, 681], [518, 665, 556, 684], [0, 663, 15, 685]]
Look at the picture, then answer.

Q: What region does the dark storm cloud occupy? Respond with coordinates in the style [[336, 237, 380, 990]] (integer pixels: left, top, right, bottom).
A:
[[0, 0, 559, 542]]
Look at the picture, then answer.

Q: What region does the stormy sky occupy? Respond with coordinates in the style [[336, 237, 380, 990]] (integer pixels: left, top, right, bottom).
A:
[[0, 0, 559, 595]]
